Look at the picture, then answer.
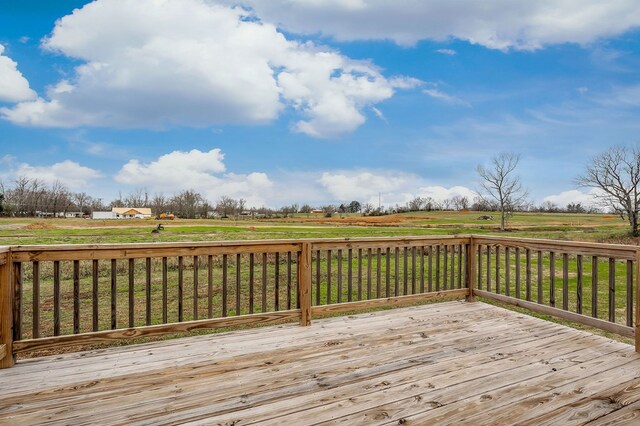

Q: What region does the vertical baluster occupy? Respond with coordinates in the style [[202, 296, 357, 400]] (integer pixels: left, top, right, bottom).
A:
[[377, 248, 382, 298], [327, 250, 332, 304], [385, 247, 391, 297], [73, 260, 80, 334], [287, 252, 293, 310], [457, 244, 463, 289], [236, 253, 242, 315], [395, 247, 400, 295], [316, 250, 321, 305], [111, 259, 117, 330], [436, 245, 441, 291], [261, 253, 267, 313], [128, 258, 134, 327], [13, 262, 22, 341], [486, 246, 491, 292], [358, 248, 363, 300], [449, 245, 455, 290], [525, 249, 531, 301], [347, 249, 353, 302], [609, 257, 615, 322], [477, 245, 482, 291], [562, 253, 569, 311], [627, 259, 633, 327], [54, 261, 61, 336], [249, 253, 255, 314], [428, 246, 433, 292], [178, 256, 184, 322], [337, 250, 343, 303], [32, 261, 39, 339], [515, 248, 521, 299], [412, 246, 417, 294], [577, 255, 583, 315], [162, 257, 168, 323], [367, 248, 372, 300], [146, 258, 152, 326], [505, 247, 510, 297], [592, 256, 598, 318], [495, 247, 501, 295], [222, 254, 228, 317], [193, 256, 199, 320], [275, 252, 280, 311], [443, 245, 448, 291], [537, 251, 543, 304], [92, 259, 98, 332], [549, 252, 555, 307], [420, 247, 425, 293], [403, 247, 409, 295], [207, 255, 213, 319]]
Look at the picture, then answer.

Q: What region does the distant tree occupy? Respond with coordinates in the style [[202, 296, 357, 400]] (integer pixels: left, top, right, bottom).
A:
[[348, 200, 361, 213], [576, 145, 640, 236], [451, 195, 470, 211], [407, 196, 425, 212], [362, 203, 374, 215], [299, 204, 312, 215], [539, 200, 560, 213], [477, 153, 528, 231]]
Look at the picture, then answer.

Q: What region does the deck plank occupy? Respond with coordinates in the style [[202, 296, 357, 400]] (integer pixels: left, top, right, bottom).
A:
[[0, 301, 639, 426]]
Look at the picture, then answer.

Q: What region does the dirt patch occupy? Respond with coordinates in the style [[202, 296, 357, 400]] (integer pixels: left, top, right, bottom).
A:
[[23, 222, 57, 230]]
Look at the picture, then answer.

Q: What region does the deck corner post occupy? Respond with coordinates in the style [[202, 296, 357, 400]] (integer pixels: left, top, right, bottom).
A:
[[635, 250, 640, 353], [0, 249, 15, 368], [466, 236, 476, 303], [298, 242, 312, 326]]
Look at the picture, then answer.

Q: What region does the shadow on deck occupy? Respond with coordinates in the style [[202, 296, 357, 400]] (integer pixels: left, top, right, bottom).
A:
[[1, 301, 639, 425]]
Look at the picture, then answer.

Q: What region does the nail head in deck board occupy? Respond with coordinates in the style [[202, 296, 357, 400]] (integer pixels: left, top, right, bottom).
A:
[[609, 257, 616, 323]]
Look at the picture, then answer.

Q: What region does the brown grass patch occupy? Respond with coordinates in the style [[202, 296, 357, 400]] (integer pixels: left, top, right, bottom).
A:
[[23, 222, 56, 230]]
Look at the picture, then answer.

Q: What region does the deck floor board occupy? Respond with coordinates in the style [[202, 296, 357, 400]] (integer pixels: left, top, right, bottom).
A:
[[1, 301, 639, 425]]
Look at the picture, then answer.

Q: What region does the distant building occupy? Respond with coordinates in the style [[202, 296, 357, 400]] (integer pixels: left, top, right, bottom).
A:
[[92, 207, 153, 219]]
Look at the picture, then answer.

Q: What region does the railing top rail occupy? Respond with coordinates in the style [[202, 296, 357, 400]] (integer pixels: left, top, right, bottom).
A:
[[471, 234, 639, 254], [0, 246, 9, 254]]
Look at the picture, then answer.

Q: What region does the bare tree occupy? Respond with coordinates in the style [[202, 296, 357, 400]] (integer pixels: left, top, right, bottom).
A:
[[451, 195, 470, 211], [477, 153, 528, 231], [576, 145, 640, 236]]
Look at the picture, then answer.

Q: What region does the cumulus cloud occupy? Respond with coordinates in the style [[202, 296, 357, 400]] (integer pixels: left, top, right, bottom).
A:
[[423, 84, 470, 107], [115, 148, 273, 206], [240, 0, 640, 50], [318, 170, 475, 207], [0, 44, 36, 103], [542, 189, 598, 207], [436, 49, 457, 55], [6, 160, 102, 191], [1, 0, 407, 137]]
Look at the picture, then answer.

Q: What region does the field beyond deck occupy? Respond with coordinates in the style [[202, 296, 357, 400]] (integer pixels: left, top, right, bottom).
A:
[[1, 302, 640, 425]]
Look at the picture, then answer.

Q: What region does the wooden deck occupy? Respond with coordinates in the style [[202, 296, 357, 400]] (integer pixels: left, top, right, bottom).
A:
[[1, 301, 640, 425]]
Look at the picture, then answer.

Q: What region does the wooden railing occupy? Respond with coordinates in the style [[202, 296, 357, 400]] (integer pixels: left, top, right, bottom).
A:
[[0, 235, 639, 368]]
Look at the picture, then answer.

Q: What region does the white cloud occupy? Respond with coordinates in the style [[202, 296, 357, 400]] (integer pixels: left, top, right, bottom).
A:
[[8, 160, 102, 191], [1, 0, 408, 137], [542, 189, 598, 207], [240, 0, 640, 50], [115, 148, 273, 206], [436, 49, 457, 55], [0, 44, 36, 103], [423, 87, 470, 107], [318, 170, 475, 207]]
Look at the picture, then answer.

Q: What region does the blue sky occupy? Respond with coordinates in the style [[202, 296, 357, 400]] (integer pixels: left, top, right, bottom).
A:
[[1, 0, 640, 208]]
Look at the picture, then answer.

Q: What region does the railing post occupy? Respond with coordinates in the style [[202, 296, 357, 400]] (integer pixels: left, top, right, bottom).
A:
[[466, 236, 476, 302], [0, 250, 14, 368], [298, 242, 312, 326], [635, 250, 640, 353]]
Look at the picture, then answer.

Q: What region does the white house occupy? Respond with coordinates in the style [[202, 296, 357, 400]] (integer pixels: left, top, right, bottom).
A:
[[92, 207, 153, 219]]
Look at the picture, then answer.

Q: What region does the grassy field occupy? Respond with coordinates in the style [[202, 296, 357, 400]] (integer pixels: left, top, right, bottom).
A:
[[0, 210, 633, 246], [4, 211, 639, 357]]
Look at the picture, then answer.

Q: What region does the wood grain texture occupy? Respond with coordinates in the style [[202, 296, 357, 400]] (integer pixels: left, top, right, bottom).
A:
[[0, 252, 13, 368], [2, 301, 639, 423]]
